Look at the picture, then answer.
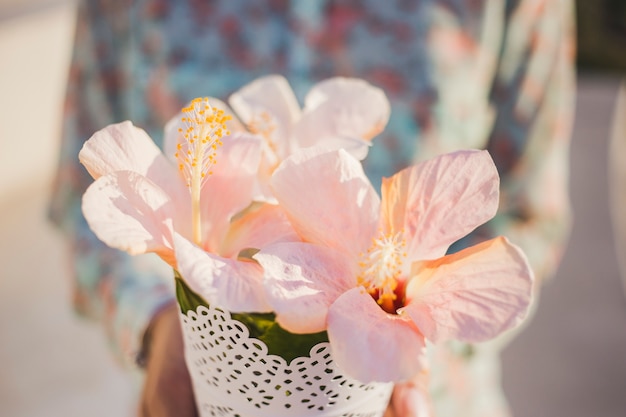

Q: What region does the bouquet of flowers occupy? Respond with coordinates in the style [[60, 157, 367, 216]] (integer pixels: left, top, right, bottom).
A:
[[79, 75, 534, 417]]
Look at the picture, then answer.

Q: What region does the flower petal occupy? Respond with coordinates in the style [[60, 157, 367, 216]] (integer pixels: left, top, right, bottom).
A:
[[220, 203, 299, 258], [229, 75, 301, 159], [81, 171, 176, 266], [173, 234, 271, 313], [254, 242, 356, 334], [79, 121, 167, 179], [312, 135, 372, 162], [381, 149, 499, 261], [79, 121, 191, 235], [79, 121, 185, 201], [271, 148, 380, 259], [401, 237, 534, 343], [327, 287, 427, 383], [293, 77, 390, 159], [200, 132, 264, 251]]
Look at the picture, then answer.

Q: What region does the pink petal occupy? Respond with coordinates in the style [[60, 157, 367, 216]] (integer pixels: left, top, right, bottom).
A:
[[401, 237, 534, 343], [252, 147, 280, 203], [228, 75, 301, 159], [79, 121, 181, 191], [220, 203, 300, 258], [254, 242, 356, 334], [313, 136, 372, 161], [200, 132, 264, 251], [173, 234, 272, 313], [293, 77, 390, 158], [328, 288, 427, 383], [79, 121, 191, 234], [81, 171, 176, 266], [381, 149, 499, 261], [271, 148, 380, 259], [79, 121, 164, 179]]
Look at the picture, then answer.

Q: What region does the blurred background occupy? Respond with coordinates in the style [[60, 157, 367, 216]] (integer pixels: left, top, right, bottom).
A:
[[0, 0, 624, 416]]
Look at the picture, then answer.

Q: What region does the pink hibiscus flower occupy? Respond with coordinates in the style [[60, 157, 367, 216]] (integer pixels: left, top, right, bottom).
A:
[[164, 75, 390, 200], [254, 148, 534, 382], [80, 98, 297, 312]]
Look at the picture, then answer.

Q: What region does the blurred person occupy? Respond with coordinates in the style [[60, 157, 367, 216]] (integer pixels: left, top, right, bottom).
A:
[[49, 0, 575, 416]]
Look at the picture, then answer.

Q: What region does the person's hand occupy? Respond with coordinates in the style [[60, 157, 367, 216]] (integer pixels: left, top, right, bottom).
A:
[[139, 303, 198, 417], [383, 370, 433, 417]]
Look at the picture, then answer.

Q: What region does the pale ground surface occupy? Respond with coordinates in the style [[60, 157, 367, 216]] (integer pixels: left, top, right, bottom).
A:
[[0, 2, 137, 417], [0, 2, 625, 417], [501, 76, 626, 417]]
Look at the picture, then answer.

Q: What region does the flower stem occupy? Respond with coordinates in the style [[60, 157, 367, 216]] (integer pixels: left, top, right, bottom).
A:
[[191, 174, 202, 246]]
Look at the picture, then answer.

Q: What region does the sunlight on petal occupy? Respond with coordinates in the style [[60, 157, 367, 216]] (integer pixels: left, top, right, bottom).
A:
[[79, 121, 167, 180], [174, 234, 272, 313], [80, 121, 191, 235], [255, 242, 356, 334], [199, 132, 264, 251], [82, 171, 176, 266], [328, 288, 427, 383], [381, 149, 499, 261], [229, 74, 301, 159], [401, 237, 534, 343], [294, 78, 391, 156], [271, 148, 380, 259], [221, 203, 299, 258]]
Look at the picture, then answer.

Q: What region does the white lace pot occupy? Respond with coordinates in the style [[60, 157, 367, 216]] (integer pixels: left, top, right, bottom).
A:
[[180, 305, 393, 417]]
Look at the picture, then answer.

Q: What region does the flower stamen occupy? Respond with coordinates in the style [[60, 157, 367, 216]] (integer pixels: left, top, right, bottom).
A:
[[174, 97, 231, 246], [357, 231, 407, 313]]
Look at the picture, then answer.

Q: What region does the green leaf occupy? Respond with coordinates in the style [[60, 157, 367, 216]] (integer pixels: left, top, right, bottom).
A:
[[253, 320, 328, 363], [175, 270, 209, 313], [237, 247, 260, 261], [175, 272, 328, 362]]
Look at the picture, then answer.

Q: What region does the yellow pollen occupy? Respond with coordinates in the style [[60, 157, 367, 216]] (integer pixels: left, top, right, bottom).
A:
[[357, 231, 407, 309], [175, 97, 232, 245]]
